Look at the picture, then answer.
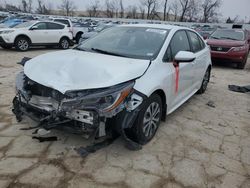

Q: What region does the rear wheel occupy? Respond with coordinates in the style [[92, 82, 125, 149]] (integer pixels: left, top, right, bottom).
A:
[[130, 94, 162, 145], [197, 68, 210, 94], [15, 37, 30, 51], [59, 38, 70, 49]]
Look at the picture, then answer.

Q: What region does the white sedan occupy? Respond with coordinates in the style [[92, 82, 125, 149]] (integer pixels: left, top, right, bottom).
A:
[[13, 24, 211, 148]]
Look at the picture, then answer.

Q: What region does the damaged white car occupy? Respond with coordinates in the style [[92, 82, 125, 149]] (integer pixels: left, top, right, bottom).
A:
[[13, 24, 212, 149]]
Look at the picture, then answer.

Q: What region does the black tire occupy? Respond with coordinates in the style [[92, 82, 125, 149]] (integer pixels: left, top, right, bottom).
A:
[[59, 37, 70, 49], [197, 67, 210, 94], [14, 37, 30, 51], [0, 44, 12, 49], [75, 33, 83, 44], [130, 94, 162, 145], [237, 56, 248, 69]]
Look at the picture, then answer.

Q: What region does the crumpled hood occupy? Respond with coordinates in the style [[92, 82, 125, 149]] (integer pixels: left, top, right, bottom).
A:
[[24, 50, 150, 94]]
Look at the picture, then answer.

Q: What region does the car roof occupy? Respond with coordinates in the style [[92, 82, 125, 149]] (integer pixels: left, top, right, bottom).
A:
[[118, 24, 188, 31], [53, 18, 71, 21], [31, 20, 66, 26]]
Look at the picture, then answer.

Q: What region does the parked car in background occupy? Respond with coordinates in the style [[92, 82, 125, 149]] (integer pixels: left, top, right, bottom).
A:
[[0, 15, 35, 28], [52, 18, 90, 43], [72, 22, 91, 43], [247, 30, 250, 48], [13, 24, 211, 147], [198, 28, 216, 39], [0, 18, 25, 28], [207, 29, 249, 69], [79, 24, 114, 43], [0, 21, 73, 51]]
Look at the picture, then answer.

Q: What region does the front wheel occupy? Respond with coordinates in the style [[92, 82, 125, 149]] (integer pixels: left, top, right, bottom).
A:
[[59, 38, 70, 49], [130, 94, 162, 145], [15, 37, 30, 51], [237, 56, 248, 69], [197, 68, 210, 94]]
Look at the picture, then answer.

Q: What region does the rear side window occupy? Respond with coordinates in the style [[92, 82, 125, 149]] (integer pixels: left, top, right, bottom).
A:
[[54, 19, 70, 27], [33, 22, 47, 30], [47, 22, 65, 30], [163, 30, 190, 62], [188, 31, 202, 53]]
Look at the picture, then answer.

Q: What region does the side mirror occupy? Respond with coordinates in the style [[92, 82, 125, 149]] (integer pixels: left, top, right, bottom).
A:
[[30, 25, 38, 30], [174, 51, 196, 63]]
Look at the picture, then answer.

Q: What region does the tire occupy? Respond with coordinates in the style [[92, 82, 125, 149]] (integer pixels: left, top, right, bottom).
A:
[[59, 37, 70, 49], [75, 33, 83, 44], [197, 67, 210, 94], [237, 56, 248, 69], [14, 37, 30, 51], [130, 94, 162, 145]]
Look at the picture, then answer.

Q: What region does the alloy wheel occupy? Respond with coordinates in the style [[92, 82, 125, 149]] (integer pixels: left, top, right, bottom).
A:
[[18, 40, 29, 51], [142, 102, 161, 138], [61, 39, 69, 49]]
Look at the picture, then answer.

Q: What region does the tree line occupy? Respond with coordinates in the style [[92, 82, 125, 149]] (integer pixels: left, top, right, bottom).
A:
[[0, 0, 247, 23], [87, 0, 223, 23]]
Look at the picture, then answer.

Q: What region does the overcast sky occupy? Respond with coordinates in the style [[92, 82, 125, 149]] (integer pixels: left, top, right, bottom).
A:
[[3, 0, 250, 21]]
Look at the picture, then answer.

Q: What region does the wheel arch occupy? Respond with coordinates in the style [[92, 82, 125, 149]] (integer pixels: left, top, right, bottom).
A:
[[60, 36, 70, 41], [14, 34, 31, 44], [207, 64, 212, 82], [151, 89, 167, 121]]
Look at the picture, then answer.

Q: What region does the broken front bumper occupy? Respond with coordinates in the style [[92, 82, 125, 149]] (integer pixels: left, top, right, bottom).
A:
[[13, 71, 145, 139]]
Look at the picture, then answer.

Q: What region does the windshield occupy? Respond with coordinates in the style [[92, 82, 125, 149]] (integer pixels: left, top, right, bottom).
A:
[[210, 30, 245, 41], [77, 26, 169, 60], [13, 21, 35, 28]]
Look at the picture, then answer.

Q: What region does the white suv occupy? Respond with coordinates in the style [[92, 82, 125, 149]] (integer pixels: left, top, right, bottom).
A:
[[13, 25, 212, 148], [0, 21, 73, 51]]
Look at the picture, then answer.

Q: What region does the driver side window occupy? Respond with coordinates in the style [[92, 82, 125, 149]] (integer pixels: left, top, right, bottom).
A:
[[163, 30, 190, 62]]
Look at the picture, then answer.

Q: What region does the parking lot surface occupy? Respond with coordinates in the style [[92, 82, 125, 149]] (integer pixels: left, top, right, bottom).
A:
[[0, 48, 250, 188]]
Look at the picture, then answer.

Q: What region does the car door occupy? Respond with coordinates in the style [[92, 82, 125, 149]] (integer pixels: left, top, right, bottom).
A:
[[163, 30, 195, 110], [46, 22, 65, 43], [187, 31, 208, 89], [29, 22, 48, 44]]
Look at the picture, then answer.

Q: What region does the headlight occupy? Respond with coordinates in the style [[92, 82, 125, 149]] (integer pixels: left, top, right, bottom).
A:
[[102, 86, 133, 112], [232, 46, 247, 52], [0, 30, 15, 34], [62, 81, 135, 113]]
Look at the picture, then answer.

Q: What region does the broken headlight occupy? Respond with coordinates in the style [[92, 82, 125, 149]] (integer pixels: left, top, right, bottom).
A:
[[62, 81, 135, 114]]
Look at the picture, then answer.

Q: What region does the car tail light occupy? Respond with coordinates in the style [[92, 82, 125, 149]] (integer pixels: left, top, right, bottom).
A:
[[232, 46, 247, 52]]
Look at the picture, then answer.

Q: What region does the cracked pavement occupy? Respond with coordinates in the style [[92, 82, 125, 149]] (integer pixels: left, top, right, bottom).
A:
[[0, 48, 250, 188]]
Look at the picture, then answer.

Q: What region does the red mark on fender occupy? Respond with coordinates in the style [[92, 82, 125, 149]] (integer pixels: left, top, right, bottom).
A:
[[173, 62, 179, 94]]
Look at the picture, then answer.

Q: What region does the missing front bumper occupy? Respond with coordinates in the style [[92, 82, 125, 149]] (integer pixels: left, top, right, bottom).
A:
[[12, 95, 101, 137]]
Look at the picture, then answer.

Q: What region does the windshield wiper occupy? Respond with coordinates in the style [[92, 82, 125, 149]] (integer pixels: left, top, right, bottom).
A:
[[210, 36, 220, 39], [91, 48, 128, 58], [74, 46, 87, 51], [221, 37, 238, 41]]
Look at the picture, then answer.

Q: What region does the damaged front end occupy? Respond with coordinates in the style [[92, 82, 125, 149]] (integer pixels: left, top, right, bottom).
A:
[[13, 70, 146, 146]]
